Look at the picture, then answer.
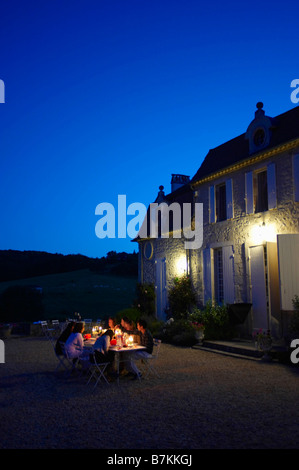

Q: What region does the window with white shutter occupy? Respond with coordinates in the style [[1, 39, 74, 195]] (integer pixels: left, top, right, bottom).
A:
[[294, 154, 299, 202], [267, 163, 277, 209], [226, 179, 233, 219], [245, 164, 276, 213], [245, 171, 254, 214], [209, 179, 233, 222], [222, 245, 235, 304], [203, 248, 212, 304], [209, 186, 215, 223], [213, 246, 234, 305]]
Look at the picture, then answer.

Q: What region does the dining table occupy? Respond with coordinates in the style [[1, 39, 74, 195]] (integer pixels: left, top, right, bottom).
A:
[[83, 337, 146, 385], [110, 344, 146, 384]]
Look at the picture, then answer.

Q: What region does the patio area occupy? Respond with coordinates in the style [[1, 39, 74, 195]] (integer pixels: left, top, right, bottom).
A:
[[0, 335, 298, 449]]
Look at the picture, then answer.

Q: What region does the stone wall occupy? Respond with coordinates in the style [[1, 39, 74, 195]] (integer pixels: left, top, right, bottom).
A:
[[138, 148, 299, 331], [138, 237, 188, 287]]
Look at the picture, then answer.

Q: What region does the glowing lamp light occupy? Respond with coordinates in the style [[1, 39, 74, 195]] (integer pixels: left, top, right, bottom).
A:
[[127, 335, 134, 347], [250, 222, 277, 244], [176, 255, 187, 276]]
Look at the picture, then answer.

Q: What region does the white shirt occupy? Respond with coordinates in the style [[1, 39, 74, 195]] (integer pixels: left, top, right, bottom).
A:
[[65, 332, 84, 359]]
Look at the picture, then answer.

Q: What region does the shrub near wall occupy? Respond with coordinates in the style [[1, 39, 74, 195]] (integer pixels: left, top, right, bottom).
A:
[[191, 301, 236, 340], [168, 275, 197, 320], [160, 319, 197, 347]]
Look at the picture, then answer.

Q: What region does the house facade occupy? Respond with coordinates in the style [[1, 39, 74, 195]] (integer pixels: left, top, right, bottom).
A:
[[135, 104, 299, 339]]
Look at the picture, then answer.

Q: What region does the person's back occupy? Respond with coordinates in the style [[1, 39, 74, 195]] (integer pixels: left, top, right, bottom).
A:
[[93, 333, 110, 355], [65, 322, 84, 359], [140, 327, 153, 355], [91, 330, 115, 372], [55, 321, 75, 355]]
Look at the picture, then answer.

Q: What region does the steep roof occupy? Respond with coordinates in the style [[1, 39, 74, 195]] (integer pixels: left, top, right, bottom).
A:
[[191, 105, 299, 184], [135, 182, 193, 241]]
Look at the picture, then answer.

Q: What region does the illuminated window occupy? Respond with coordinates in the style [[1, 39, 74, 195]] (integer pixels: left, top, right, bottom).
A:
[[214, 248, 224, 304]]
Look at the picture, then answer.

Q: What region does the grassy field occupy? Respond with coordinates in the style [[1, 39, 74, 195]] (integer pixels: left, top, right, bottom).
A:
[[0, 269, 138, 322]]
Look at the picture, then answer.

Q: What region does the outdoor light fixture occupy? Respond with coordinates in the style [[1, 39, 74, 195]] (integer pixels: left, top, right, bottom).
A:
[[176, 255, 187, 276], [250, 222, 277, 244]]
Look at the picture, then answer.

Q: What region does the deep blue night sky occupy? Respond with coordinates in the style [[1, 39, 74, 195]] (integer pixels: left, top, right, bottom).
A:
[[0, 0, 298, 258]]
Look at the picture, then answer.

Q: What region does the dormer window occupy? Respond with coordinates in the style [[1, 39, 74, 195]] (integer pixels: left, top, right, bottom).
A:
[[253, 128, 266, 148], [245, 103, 274, 155]]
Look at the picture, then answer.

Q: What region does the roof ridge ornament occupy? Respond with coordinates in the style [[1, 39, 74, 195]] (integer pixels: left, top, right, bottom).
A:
[[155, 185, 166, 203], [255, 101, 265, 118]]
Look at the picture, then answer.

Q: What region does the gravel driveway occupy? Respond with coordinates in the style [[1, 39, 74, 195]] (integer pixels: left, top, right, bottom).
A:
[[0, 336, 298, 449]]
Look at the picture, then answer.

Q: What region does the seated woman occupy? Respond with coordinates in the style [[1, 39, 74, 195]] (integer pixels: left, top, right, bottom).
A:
[[91, 329, 116, 375], [107, 317, 117, 332], [55, 321, 75, 356], [64, 322, 86, 360]]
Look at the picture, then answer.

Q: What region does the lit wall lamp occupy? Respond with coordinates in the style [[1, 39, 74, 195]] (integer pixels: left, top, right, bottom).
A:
[[176, 254, 188, 276], [250, 222, 277, 244]]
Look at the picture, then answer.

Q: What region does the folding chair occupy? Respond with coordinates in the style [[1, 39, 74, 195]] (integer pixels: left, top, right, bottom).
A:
[[40, 321, 55, 342], [52, 341, 74, 374], [58, 342, 81, 376], [51, 320, 61, 338], [86, 352, 110, 388], [141, 339, 162, 379]]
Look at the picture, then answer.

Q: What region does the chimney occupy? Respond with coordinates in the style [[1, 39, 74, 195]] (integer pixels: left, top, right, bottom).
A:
[[171, 174, 190, 192]]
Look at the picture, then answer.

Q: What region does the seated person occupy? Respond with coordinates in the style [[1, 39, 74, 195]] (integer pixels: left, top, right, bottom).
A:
[[55, 321, 75, 356], [107, 317, 117, 332], [125, 319, 153, 379], [119, 316, 129, 332], [65, 322, 86, 360], [91, 329, 116, 374], [123, 318, 141, 344]]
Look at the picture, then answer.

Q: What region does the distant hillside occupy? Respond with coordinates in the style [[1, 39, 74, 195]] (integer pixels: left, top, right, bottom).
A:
[[0, 269, 138, 322], [0, 249, 138, 282]]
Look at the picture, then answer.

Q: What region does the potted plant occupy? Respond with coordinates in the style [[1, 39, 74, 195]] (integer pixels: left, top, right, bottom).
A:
[[190, 321, 205, 343], [254, 329, 272, 361]]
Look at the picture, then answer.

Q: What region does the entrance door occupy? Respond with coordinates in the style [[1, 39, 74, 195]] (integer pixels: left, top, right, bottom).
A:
[[155, 257, 167, 321], [249, 245, 268, 331]]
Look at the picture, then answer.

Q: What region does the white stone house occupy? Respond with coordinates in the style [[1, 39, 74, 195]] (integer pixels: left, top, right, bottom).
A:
[[135, 104, 299, 339]]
